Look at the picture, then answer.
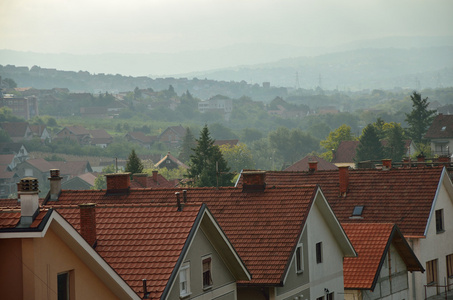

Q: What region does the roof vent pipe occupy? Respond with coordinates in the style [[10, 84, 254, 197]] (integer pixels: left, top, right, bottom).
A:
[[183, 190, 187, 203], [142, 279, 150, 299]]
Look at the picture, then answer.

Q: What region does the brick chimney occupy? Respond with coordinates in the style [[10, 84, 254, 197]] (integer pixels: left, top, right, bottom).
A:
[[152, 170, 158, 182], [48, 169, 62, 201], [133, 173, 148, 188], [242, 171, 266, 192], [416, 152, 426, 168], [338, 166, 349, 197], [308, 161, 318, 173], [106, 173, 131, 194], [438, 155, 450, 167], [382, 159, 392, 170], [79, 203, 97, 247], [17, 177, 40, 228], [402, 157, 411, 168]]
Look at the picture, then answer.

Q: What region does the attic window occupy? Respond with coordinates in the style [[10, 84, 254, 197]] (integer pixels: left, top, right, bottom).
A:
[[442, 126, 447, 131], [352, 205, 364, 217]]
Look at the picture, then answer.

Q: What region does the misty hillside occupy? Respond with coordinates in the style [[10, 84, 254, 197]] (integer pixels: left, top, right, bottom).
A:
[[181, 47, 453, 90]]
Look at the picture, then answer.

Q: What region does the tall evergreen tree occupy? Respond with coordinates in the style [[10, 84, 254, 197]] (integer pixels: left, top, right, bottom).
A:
[[187, 125, 234, 187], [179, 127, 196, 163], [125, 149, 144, 176], [355, 124, 384, 164], [383, 123, 406, 161], [405, 92, 436, 144]]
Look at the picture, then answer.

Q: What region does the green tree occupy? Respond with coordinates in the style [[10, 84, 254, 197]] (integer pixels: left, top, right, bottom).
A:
[[2, 78, 17, 89], [125, 149, 144, 176], [320, 125, 355, 161], [382, 122, 406, 161], [405, 92, 436, 144], [187, 125, 234, 187], [355, 124, 384, 164], [92, 164, 116, 190], [179, 127, 197, 163], [219, 143, 255, 172]]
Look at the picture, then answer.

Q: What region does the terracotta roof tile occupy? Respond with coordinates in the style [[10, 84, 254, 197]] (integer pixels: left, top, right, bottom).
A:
[[342, 223, 394, 289], [53, 185, 319, 285], [0, 208, 49, 229], [55, 204, 202, 299], [332, 141, 359, 163], [0, 122, 30, 138], [425, 114, 453, 139], [237, 167, 443, 237]]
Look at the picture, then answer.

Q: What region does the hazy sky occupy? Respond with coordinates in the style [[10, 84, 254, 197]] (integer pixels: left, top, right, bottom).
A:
[[1, 0, 453, 54]]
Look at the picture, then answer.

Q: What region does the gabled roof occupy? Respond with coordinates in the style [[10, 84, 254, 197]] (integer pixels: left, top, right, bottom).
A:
[[155, 152, 188, 169], [125, 132, 152, 143], [23, 158, 55, 172], [61, 125, 90, 136], [51, 161, 93, 176], [0, 154, 15, 169], [0, 122, 30, 138], [284, 155, 338, 171], [236, 167, 447, 238], [51, 185, 351, 286], [425, 114, 453, 139], [89, 129, 112, 139], [54, 203, 249, 299], [0, 143, 27, 154], [161, 125, 185, 137], [342, 223, 424, 290], [29, 124, 48, 136], [332, 141, 359, 163], [130, 173, 176, 188]]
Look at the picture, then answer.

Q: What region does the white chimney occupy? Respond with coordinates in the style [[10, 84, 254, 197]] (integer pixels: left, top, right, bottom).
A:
[[17, 177, 40, 228]]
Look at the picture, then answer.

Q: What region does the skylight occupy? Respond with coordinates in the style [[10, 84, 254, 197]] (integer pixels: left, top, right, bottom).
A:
[[352, 205, 364, 216], [441, 126, 447, 131]]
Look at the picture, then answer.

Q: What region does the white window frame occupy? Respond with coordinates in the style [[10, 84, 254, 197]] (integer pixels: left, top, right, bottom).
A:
[[179, 262, 191, 297], [295, 243, 304, 274]]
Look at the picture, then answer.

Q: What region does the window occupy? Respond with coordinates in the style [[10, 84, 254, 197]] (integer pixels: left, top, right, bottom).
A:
[[327, 292, 334, 300], [202, 257, 213, 289], [316, 242, 323, 264], [352, 205, 364, 217], [25, 168, 33, 177], [426, 259, 438, 285], [57, 272, 69, 300], [435, 209, 444, 233], [179, 262, 190, 297], [447, 254, 453, 279], [316, 297, 324, 300], [295, 243, 304, 273]]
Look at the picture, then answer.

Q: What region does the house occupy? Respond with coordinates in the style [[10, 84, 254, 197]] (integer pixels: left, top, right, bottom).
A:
[[425, 113, 453, 156], [0, 95, 39, 119], [61, 172, 98, 190], [0, 176, 250, 299], [46, 171, 357, 300], [342, 223, 424, 300], [198, 96, 233, 121], [50, 161, 93, 181], [130, 171, 177, 188], [332, 140, 418, 168], [158, 125, 186, 148], [29, 124, 52, 142], [55, 126, 91, 145], [14, 158, 54, 190], [284, 155, 338, 172], [154, 152, 188, 170], [125, 131, 154, 149], [0, 122, 33, 142], [236, 163, 453, 300], [88, 129, 112, 148], [0, 142, 29, 164], [0, 154, 20, 197]]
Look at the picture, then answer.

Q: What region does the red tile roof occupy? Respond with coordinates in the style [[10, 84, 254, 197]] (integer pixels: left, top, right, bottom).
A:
[[65, 125, 90, 136], [51, 185, 320, 286], [332, 141, 359, 163], [342, 223, 394, 289], [237, 167, 444, 237], [0, 122, 30, 138], [55, 204, 204, 299], [425, 114, 453, 139], [342, 223, 423, 290], [0, 208, 49, 229], [126, 132, 152, 143], [24, 158, 55, 172], [51, 161, 92, 176], [130, 173, 176, 188], [284, 155, 338, 171], [155, 152, 188, 169]]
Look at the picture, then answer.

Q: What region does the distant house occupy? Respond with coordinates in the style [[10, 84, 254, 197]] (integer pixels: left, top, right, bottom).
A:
[[284, 155, 338, 172], [0, 95, 39, 120], [61, 172, 97, 190], [55, 125, 91, 145], [0, 143, 29, 165], [0, 154, 20, 197], [198, 95, 233, 120], [130, 171, 177, 188], [29, 124, 52, 141], [158, 125, 186, 148], [89, 129, 112, 148], [154, 152, 188, 170], [14, 158, 54, 191], [425, 113, 453, 156], [125, 131, 154, 149], [0, 122, 33, 142], [342, 223, 424, 300], [51, 161, 93, 181]]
